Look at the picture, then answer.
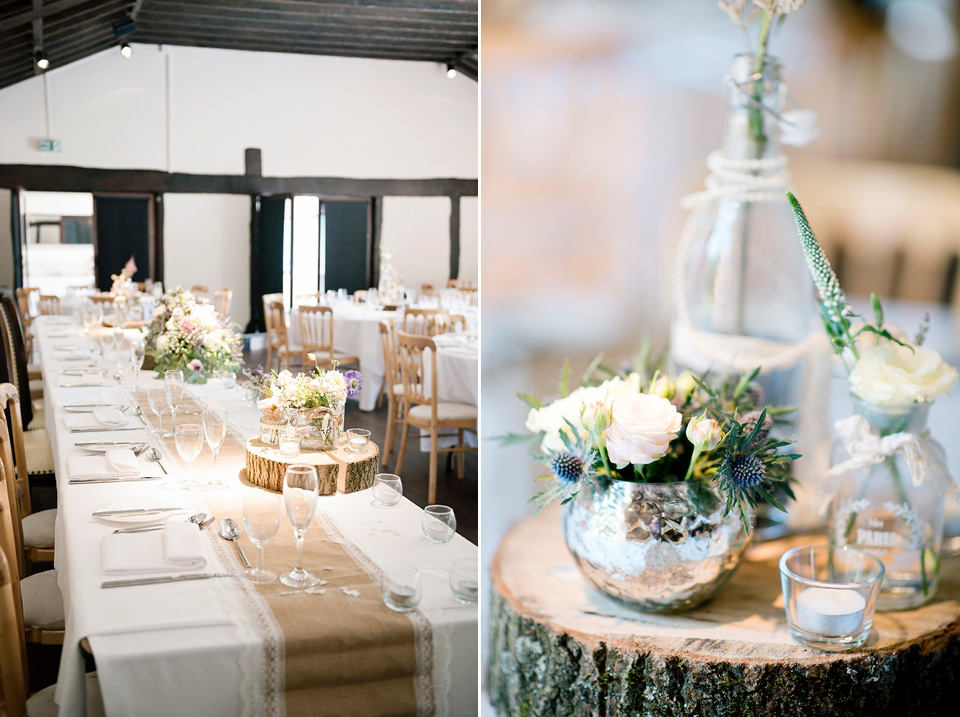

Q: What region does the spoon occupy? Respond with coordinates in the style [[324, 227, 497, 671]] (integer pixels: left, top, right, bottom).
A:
[[146, 447, 167, 474], [219, 518, 251, 568]]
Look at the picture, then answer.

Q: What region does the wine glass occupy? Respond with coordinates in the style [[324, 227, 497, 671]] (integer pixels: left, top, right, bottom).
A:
[[165, 370, 185, 429], [281, 464, 321, 588], [174, 423, 204, 490], [202, 402, 228, 489], [242, 492, 281, 583], [112, 326, 125, 351], [129, 342, 145, 391], [146, 385, 170, 436]]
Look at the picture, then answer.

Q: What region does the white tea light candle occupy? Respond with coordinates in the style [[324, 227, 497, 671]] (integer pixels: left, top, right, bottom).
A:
[[794, 587, 866, 635], [346, 428, 370, 453]]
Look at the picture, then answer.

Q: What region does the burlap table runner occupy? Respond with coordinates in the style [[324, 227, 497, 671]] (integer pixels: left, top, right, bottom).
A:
[[133, 389, 428, 716]]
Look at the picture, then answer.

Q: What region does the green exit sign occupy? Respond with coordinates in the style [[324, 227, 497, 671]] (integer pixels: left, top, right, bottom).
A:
[[39, 139, 62, 152]]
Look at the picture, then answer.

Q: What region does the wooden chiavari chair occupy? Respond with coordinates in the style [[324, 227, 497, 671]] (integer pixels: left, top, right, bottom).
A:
[[213, 289, 233, 318], [377, 320, 404, 467], [298, 306, 359, 370], [263, 298, 302, 371], [402, 308, 447, 337], [37, 295, 60, 316]]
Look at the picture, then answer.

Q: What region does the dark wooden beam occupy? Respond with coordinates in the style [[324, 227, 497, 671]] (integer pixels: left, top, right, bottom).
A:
[[448, 194, 460, 281], [244, 149, 262, 177], [149, 0, 478, 19], [133, 31, 454, 57], [0, 164, 478, 198], [0, 0, 93, 33], [30, 0, 42, 77]]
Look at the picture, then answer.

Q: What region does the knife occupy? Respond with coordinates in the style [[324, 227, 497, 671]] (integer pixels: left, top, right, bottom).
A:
[[101, 573, 230, 589], [74, 440, 142, 447], [65, 404, 121, 409], [93, 506, 182, 516], [70, 477, 161, 485], [113, 515, 215, 534], [70, 427, 140, 433]]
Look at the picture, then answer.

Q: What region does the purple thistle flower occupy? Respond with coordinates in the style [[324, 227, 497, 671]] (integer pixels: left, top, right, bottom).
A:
[[344, 370, 363, 398], [728, 454, 765, 487]]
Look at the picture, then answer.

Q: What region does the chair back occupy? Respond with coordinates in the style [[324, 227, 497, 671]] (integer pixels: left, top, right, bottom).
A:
[[0, 544, 28, 717], [0, 401, 27, 578], [213, 289, 233, 318], [299, 306, 334, 361], [191, 285, 209, 296], [402, 308, 446, 337], [379, 320, 400, 387], [37, 295, 61, 316], [90, 295, 115, 306], [395, 331, 437, 413], [436, 313, 467, 334], [263, 298, 288, 351], [0, 290, 34, 429], [14, 288, 37, 321]]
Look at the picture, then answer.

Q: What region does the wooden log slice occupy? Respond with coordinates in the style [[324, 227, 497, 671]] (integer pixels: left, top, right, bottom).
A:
[[244, 438, 380, 495], [488, 505, 960, 717]]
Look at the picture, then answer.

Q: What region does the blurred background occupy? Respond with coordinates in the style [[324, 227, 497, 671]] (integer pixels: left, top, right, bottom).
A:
[[480, 0, 960, 706]]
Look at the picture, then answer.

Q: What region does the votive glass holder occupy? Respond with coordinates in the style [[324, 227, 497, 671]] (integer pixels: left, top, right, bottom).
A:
[[381, 564, 422, 613], [346, 428, 370, 453], [449, 558, 479, 604], [372, 473, 402, 507], [780, 545, 884, 652], [279, 425, 300, 458], [422, 505, 456, 544]]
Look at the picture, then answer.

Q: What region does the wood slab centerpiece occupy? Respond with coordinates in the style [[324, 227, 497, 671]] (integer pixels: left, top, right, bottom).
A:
[[244, 437, 379, 495]]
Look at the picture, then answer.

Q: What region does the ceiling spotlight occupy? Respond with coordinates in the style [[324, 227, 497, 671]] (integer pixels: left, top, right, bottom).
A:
[[120, 42, 132, 58], [35, 49, 49, 70], [446, 63, 457, 79]]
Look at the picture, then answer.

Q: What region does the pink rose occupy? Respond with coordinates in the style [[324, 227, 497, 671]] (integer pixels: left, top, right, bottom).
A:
[[179, 319, 197, 334], [188, 359, 203, 372], [603, 394, 682, 467]]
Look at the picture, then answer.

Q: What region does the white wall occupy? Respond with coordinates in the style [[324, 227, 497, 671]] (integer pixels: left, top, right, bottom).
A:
[[0, 44, 477, 316], [163, 194, 251, 328], [460, 196, 478, 284], [381, 196, 451, 290]]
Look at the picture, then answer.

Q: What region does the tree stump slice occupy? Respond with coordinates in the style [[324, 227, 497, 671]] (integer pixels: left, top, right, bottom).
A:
[[244, 438, 380, 495], [488, 505, 960, 717]]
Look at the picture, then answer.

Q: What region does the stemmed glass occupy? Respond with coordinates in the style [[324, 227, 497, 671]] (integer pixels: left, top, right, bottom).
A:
[[164, 370, 185, 430], [242, 492, 281, 583], [174, 423, 204, 490], [202, 402, 228, 490], [280, 464, 321, 588], [128, 342, 145, 392], [146, 385, 170, 436]]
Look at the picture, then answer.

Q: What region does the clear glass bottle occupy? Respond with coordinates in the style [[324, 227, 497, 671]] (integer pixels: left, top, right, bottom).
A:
[[828, 398, 947, 610], [671, 54, 829, 531]]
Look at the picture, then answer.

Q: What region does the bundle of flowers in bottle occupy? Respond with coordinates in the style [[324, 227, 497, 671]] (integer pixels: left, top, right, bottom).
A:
[[788, 192, 958, 610], [515, 362, 799, 612]]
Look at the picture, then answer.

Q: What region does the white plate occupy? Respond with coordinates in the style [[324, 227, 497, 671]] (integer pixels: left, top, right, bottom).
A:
[[92, 500, 182, 524]]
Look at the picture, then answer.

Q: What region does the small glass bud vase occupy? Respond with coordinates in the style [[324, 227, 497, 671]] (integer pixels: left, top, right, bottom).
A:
[[827, 397, 950, 610]]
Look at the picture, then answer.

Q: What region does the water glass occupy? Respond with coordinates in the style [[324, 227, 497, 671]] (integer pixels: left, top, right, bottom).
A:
[[449, 558, 479, 604], [165, 370, 185, 428], [202, 402, 228, 489], [174, 423, 204, 490], [281, 465, 321, 588], [780, 545, 884, 652], [279, 425, 300, 457], [422, 505, 456, 544], [242, 491, 282, 584], [372, 473, 402, 507], [220, 371, 237, 390], [129, 343, 145, 391], [381, 564, 422, 613], [146, 385, 170, 436], [345, 428, 370, 453], [112, 326, 125, 350]]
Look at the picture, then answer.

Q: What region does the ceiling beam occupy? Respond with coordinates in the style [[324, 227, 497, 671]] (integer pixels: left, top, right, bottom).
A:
[[134, 32, 451, 58], [149, 0, 477, 22], [0, 0, 99, 33], [135, 23, 472, 48]]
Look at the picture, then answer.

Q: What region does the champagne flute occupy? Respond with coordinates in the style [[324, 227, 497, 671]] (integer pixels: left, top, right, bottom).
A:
[[174, 423, 204, 490], [146, 385, 170, 436], [202, 402, 228, 489], [165, 370, 185, 429], [242, 492, 281, 583], [280, 464, 321, 588], [129, 342, 145, 392]]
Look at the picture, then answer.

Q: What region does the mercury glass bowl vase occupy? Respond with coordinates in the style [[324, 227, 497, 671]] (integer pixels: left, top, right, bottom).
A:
[[563, 478, 750, 612]]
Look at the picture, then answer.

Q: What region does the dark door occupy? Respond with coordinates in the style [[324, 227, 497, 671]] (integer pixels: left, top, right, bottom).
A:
[[324, 200, 370, 294], [93, 196, 151, 291], [247, 195, 288, 332]]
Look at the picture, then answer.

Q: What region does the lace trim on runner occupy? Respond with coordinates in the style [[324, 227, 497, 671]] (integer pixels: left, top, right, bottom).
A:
[[316, 511, 438, 717], [204, 527, 286, 717]]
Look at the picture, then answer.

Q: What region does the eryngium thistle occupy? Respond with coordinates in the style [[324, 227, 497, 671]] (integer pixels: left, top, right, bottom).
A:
[[787, 191, 846, 322], [551, 451, 586, 485], [728, 454, 766, 487]]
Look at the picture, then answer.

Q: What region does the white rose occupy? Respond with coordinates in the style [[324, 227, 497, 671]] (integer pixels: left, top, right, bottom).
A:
[[850, 343, 958, 405], [156, 335, 169, 351], [686, 415, 723, 451], [603, 394, 682, 467]]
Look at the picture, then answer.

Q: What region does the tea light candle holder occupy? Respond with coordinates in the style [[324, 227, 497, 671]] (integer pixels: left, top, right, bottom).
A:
[[345, 428, 370, 453], [278, 425, 300, 458], [381, 564, 422, 613], [780, 545, 884, 652]]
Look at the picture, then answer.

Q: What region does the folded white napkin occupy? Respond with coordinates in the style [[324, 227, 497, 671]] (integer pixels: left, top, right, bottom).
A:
[[101, 522, 207, 574], [47, 329, 76, 338], [63, 408, 129, 430], [59, 372, 104, 387], [68, 449, 140, 480]]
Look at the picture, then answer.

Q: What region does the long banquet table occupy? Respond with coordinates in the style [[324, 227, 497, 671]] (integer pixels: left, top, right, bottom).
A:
[[35, 317, 479, 716]]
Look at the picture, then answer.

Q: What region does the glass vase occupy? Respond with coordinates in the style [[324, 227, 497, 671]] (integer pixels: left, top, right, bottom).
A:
[[670, 54, 830, 532], [296, 401, 345, 451], [827, 398, 949, 610]]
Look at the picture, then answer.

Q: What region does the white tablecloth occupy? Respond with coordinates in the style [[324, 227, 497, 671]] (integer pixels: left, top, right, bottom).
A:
[[35, 317, 478, 716]]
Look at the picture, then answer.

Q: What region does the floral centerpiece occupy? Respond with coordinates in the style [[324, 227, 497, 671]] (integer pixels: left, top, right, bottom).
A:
[[377, 246, 405, 305], [257, 356, 362, 450], [110, 256, 138, 297], [144, 287, 243, 383], [515, 358, 799, 611], [789, 191, 957, 609]]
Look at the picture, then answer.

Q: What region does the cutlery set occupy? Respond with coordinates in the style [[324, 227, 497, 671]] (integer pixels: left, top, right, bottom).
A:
[[102, 573, 230, 589]]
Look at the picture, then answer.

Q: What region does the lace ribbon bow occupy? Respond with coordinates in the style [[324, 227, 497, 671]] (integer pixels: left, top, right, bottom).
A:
[[826, 414, 929, 487]]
